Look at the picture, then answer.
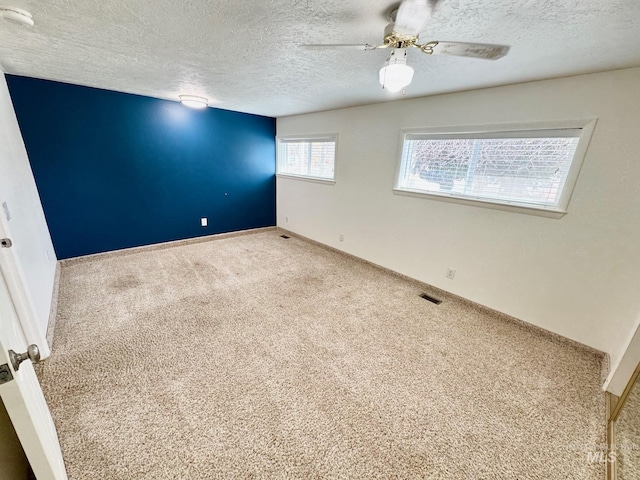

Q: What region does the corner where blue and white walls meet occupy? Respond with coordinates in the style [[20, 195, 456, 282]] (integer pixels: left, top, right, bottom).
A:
[[6, 75, 276, 260], [0, 73, 57, 355]]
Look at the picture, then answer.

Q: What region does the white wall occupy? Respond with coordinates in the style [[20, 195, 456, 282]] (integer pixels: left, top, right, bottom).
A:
[[277, 67, 640, 373], [0, 73, 57, 348]]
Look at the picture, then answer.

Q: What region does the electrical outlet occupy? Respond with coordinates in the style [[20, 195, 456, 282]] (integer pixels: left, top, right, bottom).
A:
[[339, 233, 344, 242], [285, 216, 289, 223], [201, 217, 208, 227], [446, 268, 456, 280]]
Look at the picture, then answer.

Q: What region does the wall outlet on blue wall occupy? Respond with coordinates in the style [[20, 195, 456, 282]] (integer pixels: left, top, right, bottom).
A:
[[201, 218, 208, 227]]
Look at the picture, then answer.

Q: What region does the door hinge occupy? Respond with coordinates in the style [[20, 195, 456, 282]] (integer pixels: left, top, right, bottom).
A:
[[0, 364, 14, 384], [0, 238, 12, 248]]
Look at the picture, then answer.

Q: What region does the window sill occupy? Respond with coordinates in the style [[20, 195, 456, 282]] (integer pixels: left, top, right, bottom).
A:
[[392, 188, 568, 218], [276, 174, 336, 185]]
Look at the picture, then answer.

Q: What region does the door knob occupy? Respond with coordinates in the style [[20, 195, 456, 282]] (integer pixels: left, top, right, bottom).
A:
[[9, 344, 41, 371]]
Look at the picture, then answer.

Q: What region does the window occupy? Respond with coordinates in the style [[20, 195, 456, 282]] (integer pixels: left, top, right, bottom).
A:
[[395, 122, 595, 215], [277, 135, 337, 181]]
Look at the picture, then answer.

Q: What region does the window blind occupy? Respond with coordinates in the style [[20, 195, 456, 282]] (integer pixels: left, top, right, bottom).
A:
[[398, 130, 582, 209], [277, 137, 336, 180]]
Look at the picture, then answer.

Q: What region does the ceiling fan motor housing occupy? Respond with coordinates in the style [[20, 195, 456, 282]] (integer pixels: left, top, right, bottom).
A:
[[384, 22, 396, 39], [384, 22, 418, 48]]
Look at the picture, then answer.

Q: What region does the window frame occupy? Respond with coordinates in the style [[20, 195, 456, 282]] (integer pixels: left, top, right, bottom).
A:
[[393, 119, 597, 218], [276, 133, 338, 184]]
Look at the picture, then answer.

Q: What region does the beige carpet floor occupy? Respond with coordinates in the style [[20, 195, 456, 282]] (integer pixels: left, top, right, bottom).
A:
[[36, 229, 605, 479]]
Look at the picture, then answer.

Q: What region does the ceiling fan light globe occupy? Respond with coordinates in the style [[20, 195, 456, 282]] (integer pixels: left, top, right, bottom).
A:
[[379, 63, 414, 93]]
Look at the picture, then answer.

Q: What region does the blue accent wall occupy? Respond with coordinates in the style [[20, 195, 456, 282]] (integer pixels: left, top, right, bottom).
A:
[[7, 75, 276, 259]]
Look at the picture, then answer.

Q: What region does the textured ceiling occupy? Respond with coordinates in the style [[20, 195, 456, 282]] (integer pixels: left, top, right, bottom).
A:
[[0, 0, 639, 117]]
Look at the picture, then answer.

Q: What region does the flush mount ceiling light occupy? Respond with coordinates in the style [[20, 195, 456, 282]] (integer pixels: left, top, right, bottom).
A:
[[179, 95, 208, 109], [379, 48, 414, 93], [0, 6, 34, 27]]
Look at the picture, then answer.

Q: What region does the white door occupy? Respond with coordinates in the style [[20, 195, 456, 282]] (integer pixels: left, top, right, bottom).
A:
[[0, 267, 67, 479]]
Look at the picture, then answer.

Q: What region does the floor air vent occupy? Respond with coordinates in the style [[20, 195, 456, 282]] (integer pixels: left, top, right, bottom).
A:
[[280, 235, 291, 239], [420, 293, 442, 305]]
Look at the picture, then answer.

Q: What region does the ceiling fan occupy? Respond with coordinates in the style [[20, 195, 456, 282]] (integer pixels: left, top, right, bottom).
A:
[[301, 0, 510, 93]]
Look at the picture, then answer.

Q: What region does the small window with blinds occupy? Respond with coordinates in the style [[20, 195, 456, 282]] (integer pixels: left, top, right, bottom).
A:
[[277, 135, 337, 181], [395, 124, 595, 214]]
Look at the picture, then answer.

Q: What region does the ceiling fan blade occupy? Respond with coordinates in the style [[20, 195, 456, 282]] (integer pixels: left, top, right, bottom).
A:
[[394, 0, 438, 36], [300, 44, 380, 51], [429, 41, 510, 60]]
